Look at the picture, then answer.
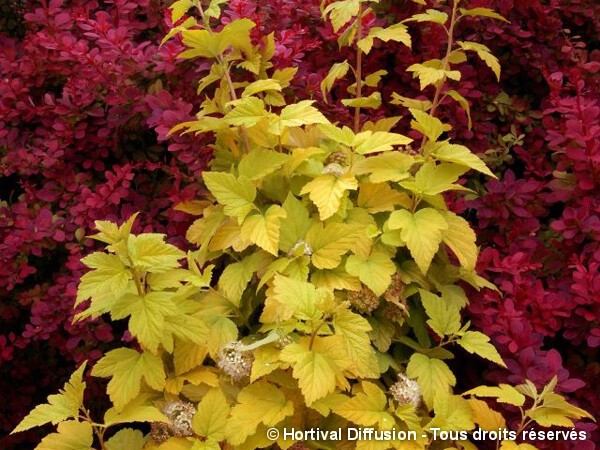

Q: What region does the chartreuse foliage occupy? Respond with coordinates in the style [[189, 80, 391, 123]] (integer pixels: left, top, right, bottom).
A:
[[13, 0, 593, 449]]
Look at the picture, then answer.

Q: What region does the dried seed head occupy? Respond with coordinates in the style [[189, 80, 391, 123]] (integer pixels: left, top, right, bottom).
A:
[[150, 421, 171, 443], [163, 400, 195, 437], [326, 151, 348, 166], [322, 162, 345, 177], [348, 286, 380, 314], [390, 374, 421, 408], [217, 340, 254, 381]]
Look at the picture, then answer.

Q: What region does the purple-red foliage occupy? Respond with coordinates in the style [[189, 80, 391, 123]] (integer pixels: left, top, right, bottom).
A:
[[1, 0, 599, 448]]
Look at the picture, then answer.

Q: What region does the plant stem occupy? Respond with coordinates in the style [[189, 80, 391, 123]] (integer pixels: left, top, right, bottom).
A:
[[353, 3, 364, 133], [418, 0, 459, 150]]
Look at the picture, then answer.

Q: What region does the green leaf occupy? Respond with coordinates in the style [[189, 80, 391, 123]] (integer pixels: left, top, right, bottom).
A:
[[321, 61, 350, 99], [227, 382, 294, 445], [387, 208, 448, 274], [459, 7, 509, 22], [440, 210, 478, 271], [432, 142, 496, 177], [457, 331, 506, 367], [280, 337, 350, 405], [334, 382, 395, 429], [352, 130, 412, 154], [464, 385, 526, 407], [12, 363, 87, 434], [323, 0, 360, 32], [111, 292, 179, 353], [35, 421, 93, 450], [92, 349, 166, 412], [457, 41, 501, 80], [406, 353, 456, 409], [300, 173, 358, 220], [203, 172, 256, 223], [193, 389, 231, 441], [346, 249, 396, 296], [333, 309, 379, 378], [419, 289, 461, 337], [223, 97, 266, 127], [400, 162, 470, 196], [105, 429, 145, 450]]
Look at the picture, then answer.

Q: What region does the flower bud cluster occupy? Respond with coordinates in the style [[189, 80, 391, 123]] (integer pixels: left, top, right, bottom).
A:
[[390, 374, 421, 408], [217, 340, 254, 381]]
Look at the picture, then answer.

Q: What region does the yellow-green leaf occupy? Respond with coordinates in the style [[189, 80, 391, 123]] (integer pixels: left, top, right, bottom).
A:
[[261, 275, 326, 323], [279, 194, 313, 252], [12, 363, 87, 434], [358, 182, 411, 213], [127, 233, 186, 273], [227, 382, 294, 445], [240, 205, 287, 255], [407, 64, 461, 90], [333, 309, 379, 378], [193, 389, 231, 441], [346, 249, 396, 296], [278, 100, 330, 129], [457, 41, 501, 81], [170, 0, 193, 22], [406, 353, 456, 409], [241, 79, 282, 98], [105, 429, 145, 450], [467, 398, 506, 431], [457, 331, 506, 367], [445, 90, 472, 129], [323, 0, 360, 32], [300, 173, 358, 220], [203, 172, 256, 223], [104, 394, 168, 427], [280, 337, 350, 405], [218, 253, 261, 306], [353, 130, 412, 154], [321, 61, 350, 99], [223, 97, 266, 127], [334, 382, 395, 429], [358, 24, 411, 54], [440, 210, 478, 271], [409, 109, 450, 142], [306, 223, 364, 269], [419, 289, 461, 337], [387, 208, 448, 274], [407, 9, 448, 25], [464, 385, 525, 407], [237, 149, 289, 181], [111, 292, 179, 353], [92, 349, 166, 412], [432, 142, 496, 177], [352, 153, 415, 183], [35, 421, 93, 450], [429, 392, 475, 431], [76, 260, 131, 307], [459, 7, 509, 22], [342, 92, 382, 109]]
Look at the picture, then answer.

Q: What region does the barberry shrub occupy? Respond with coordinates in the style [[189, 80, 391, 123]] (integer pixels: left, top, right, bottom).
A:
[[11, 0, 593, 449]]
